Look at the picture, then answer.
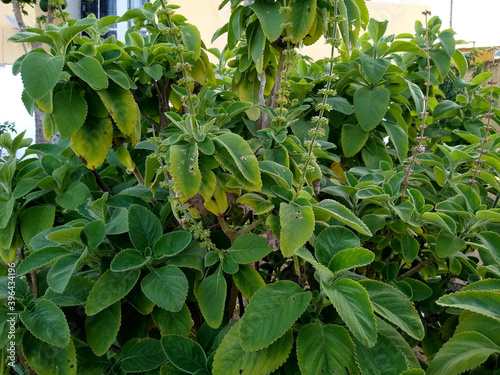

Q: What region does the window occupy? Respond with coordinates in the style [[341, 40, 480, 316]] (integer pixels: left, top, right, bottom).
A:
[[82, 0, 118, 38]]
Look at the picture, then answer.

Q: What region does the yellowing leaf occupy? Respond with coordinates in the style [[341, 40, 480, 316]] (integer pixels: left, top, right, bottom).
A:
[[71, 116, 113, 170], [96, 83, 138, 136]]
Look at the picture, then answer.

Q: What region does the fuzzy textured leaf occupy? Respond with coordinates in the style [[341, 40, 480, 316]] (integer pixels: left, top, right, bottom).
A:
[[121, 338, 167, 373], [96, 83, 138, 136], [67, 56, 108, 90], [170, 143, 202, 199], [21, 52, 64, 100], [85, 302, 121, 356], [239, 280, 311, 351], [161, 335, 207, 373], [354, 86, 391, 132], [280, 201, 315, 257], [53, 88, 88, 139], [128, 204, 163, 252], [196, 267, 226, 328], [141, 266, 188, 312], [228, 234, 272, 264], [71, 116, 113, 170], [314, 200, 372, 236], [436, 290, 500, 320]]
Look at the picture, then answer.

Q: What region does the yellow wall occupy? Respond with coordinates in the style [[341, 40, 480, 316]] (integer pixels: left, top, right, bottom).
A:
[[1, 1, 430, 64]]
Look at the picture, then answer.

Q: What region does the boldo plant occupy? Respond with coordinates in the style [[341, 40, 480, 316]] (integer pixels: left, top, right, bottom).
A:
[[1, 1, 500, 374]]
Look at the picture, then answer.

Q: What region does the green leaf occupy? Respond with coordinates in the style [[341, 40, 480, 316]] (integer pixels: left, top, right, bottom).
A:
[[47, 254, 80, 293], [239, 280, 311, 351], [110, 249, 147, 272], [452, 49, 468, 77], [478, 232, 500, 263], [20, 205, 56, 250], [86, 269, 140, 316], [249, 23, 266, 73], [430, 49, 451, 78], [46, 227, 83, 245], [354, 86, 391, 131], [328, 247, 375, 274], [21, 52, 64, 100], [341, 124, 369, 157], [228, 234, 272, 264], [367, 18, 388, 43], [128, 204, 163, 252], [359, 279, 424, 340], [153, 231, 192, 259], [406, 80, 425, 114], [322, 278, 377, 347], [153, 304, 193, 337], [297, 323, 357, 375], [287, 0, 316, 43], [170, 142, 202, 199], [359, 53, 391, 83], [71, 116, 113, 170], [314, 199, 372, 236], [456, 311, 500, 346], [19, 298, 70, 347], [249, 2, 284, 42], [44, 276, 94, 307], [165, 241, 206, 273], [315, 226, 361, 266], [401, 232, 419, 263], [141, 266, 188, 312], [214, 133, 261, 188], [387, 40, 421, 54], [212, 321, 293, 375], [161, 335, 207, 373], [85, 302, 121, 356], [436, 290, 500, 320], [181, 24, 201, 60], [233, 264, 266, 299], [68, 56, 108, 90], [22, 332, 77, 375], [196, 267, 226, 328], [433, 100, 462, 120], [376, 318, 421, 369], [279, 201, 315, 257], [96, 83, 138, 136], [52, 88, 88, 139], [259, 160, 294, 188], [426, 332, 500, 375], [17, 247, 70, 275], [436, 231, 465, 257], [121, 338, 167, 373], [438, 31, 456, 57], [81, 220, 106, 250], [237, 193, 274, 215], [145, 154, 160, 188], [383, 121, 408, 163]]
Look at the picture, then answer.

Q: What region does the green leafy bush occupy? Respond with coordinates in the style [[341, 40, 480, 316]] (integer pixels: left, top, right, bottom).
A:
[[1, 0, 500, 374]]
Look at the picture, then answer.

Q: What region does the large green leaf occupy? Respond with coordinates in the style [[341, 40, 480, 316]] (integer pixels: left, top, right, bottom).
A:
[[427, 332, 500, 375], [85, 269, 140, 316], [452, 49, 467, 77], [430, 49, 451, 79], [297, 323, 357, 375], [52, 88, 88, 138], [212, 321, 293, 375], [436, 290, 500, 320], [239, 280, 311, 351], [120, 338, 167, 373], [314, 200, 372, 236], [17, 247, 69, 275], [70, 116, 113, 170], [161, 335, 207, 373], [153, 304, 192, 337], [228, 234, 272, 264], [328, 247, 375, 274], [214, 133, 261, 188], [433, 100, 462, 120], [478, 232, 500, 263], [233, 264, 266, 299], [96, 83, 138, 136], [383, 121, 408, 163], [141, 266, 188, 312], [249, 2, 284, 42], [110, 249, 148, 272], [315, 226, 361, 266], [85, 302, 121, 356], [153, 231, 192, 258], [322, 278, 377, 347], [287, 0, 316, 43], [401, 232, 419, 263], [359, 53, 391, 83], [354, 86, 391, 131], [181, 24, 201, 60], [0, 198, 15, 230], [19, 299, 70, 347], [80, 220, 106, 250], [44, 276, 94, 307], [21, 52, 64, 100], [280, 201, 315, 257], [47, 254, 80, 293], [170, 143, 202, 199], [377, 318, 420, 369], [196, 267, 226, 328], [341, 124, 369, 157], [128, 204, 163, 252], [68, 56, 108, 90], [436, 230, 466, 258], [359, 279, 424, 340], [22, 332, 77, 375], [248, 23, 266, 73]]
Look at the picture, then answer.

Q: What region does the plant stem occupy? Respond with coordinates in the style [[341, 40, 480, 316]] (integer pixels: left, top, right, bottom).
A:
[[397, 255, 435, 281], [91, 169, 114, 195], [401, 10, 432, 198]]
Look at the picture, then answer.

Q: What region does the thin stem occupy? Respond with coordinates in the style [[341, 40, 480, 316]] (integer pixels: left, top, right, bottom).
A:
[[401, 10, 432, 198], [91, 169, 114, 195], [295, 1, 339, 196], [397, 255, 435, 281]]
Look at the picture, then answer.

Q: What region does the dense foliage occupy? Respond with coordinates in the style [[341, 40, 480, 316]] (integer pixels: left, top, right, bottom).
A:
[[1, 0, 500, 374]]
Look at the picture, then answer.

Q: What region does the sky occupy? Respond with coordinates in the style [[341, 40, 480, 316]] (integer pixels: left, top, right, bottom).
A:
[[1, 0, 500, 142]]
